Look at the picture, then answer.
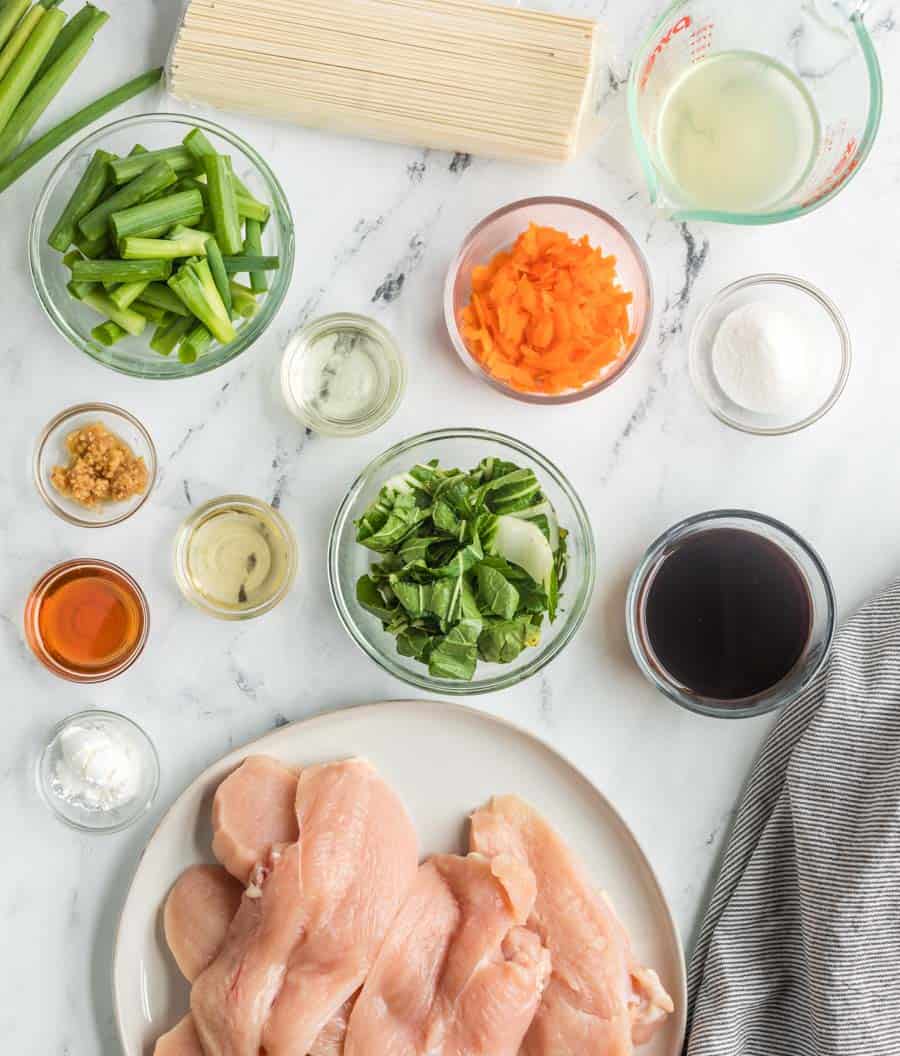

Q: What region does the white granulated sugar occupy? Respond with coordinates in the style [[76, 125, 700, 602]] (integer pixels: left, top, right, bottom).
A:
[[712, 300, 815, 414]]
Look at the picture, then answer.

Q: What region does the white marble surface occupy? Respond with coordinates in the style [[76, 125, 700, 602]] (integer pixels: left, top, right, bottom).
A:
[[1, 0, 898, 1051]]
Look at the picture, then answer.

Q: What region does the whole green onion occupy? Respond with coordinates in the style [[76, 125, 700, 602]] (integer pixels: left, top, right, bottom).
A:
[[0, 4, 109, 164], [0, 5, 46, 83], [0, 0, 30, 52], [0, 67, 162, 196], [0, 6, 65, 135], [35, 2, 98, 79]]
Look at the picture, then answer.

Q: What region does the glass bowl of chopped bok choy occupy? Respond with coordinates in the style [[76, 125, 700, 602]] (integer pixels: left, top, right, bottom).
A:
[[328, 428, 596, 694], [30, 114, 294, 379]]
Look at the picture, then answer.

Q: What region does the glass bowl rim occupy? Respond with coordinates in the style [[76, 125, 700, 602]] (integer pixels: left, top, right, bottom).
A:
[[688, 273, 852, 436], [280, 312, 408, 436], [173, 493, 299, 620], [24, 558, 151, 683], [29, 112, 295, 381], [36, 708, 160, 834], [33, 402, 158, 527], [625, 508, 836, 719], [442, 196, 654, 406], [328, 426, 598, 694]]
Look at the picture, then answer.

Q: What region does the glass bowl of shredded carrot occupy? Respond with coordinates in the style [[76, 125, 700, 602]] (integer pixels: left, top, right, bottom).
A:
[[445, 198, 653, 403]]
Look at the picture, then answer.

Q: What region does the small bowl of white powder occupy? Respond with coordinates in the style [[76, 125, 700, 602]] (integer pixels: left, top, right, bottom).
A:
[[37, 710, 159, 833], [689, 275, 851, 436]]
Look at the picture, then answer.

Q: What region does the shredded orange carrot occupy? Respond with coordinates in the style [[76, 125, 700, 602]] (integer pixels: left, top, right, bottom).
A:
[[459, 223, 635, 395]]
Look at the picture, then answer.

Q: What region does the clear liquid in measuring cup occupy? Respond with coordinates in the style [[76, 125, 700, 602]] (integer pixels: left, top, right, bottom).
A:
[[656, 50, 821, 213]]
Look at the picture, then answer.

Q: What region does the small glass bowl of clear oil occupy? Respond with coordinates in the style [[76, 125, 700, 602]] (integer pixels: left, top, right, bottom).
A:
[[281, 313, 406, 437], [627, 0, 882, 224]]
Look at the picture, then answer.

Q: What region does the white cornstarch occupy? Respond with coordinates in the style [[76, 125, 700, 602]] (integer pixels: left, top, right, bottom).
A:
[[712, 300, 816, 415]]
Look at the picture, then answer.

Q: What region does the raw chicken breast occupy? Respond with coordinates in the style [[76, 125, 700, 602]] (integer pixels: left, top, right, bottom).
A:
[[310, 994, 357, 1056], [344, 853, 551, 1056], [470, 795, 674, 1055], [154, 1014, 205, 1056], [192, 758, 418, 1056], [211, 755, 299, 883], [164, 865, 244, 982]]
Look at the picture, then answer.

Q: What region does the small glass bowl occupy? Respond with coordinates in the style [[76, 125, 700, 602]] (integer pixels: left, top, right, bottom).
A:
[[329, 428, 597, 694], [174, 495, 298, 620], [24, 559, 150, 683], [34, 403, 157, 527], [689, 275, 851, 435], [444, 197, 653, 404], [626, 510, 835, 719], [280, 313, 406, 436], [37, 710, 160, 833], [30, 113, 295, 380]]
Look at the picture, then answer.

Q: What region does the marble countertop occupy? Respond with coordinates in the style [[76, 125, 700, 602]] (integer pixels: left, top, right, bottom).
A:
[[1, 0, 897, 1050]]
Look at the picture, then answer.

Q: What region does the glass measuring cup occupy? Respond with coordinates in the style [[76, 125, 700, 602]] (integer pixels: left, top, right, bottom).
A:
[[627, 0, 882, 224]]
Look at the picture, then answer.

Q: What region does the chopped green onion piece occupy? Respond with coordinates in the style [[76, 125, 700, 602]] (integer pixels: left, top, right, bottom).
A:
[[243, 218, 268, 294], [109, 278, 150, 311], [150, 313, 192, 356], [204, 236, 231, 316], [91, 320, 127, 346], [131, 300, 169, 325], [79, 159, 176, 241], [168, 257, 235, 344], [70, 257, 171, 284], [47, 148, 114, 252], [229, 280, 258, 319], [81, 289, 146, 335], [222, 254, 279, 274], [178, 322, 212, 364], [109, 145, 193, 185], [108, 188, 203, 242], [139, 281, 190, 317], [203, 153, 242, 255]]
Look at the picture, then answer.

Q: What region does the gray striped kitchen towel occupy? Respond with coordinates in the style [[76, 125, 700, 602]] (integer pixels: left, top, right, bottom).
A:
[[685, 580, 900, 1056]]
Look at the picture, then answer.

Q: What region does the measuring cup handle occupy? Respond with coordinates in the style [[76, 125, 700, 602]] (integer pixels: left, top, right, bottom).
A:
[[829, 0, 871, 18]]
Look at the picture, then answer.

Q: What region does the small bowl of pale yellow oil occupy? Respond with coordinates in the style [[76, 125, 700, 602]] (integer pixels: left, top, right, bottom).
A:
[[280, 313, 406, 437], [174, 495, 298, 619]]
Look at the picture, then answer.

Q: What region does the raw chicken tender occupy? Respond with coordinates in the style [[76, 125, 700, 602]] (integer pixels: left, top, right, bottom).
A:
[[211, 755, 299, 883], [153, 1014, 205, 1056], [164, 865, 244, 982], [344, 852, 551, 1056], [470, 795, 673, 1055], [192, 758, 418, 1056]]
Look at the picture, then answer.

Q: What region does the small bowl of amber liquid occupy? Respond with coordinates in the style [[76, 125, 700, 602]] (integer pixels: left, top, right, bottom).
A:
[[25, 559, 149, 683], [33, 403, 157, 528]]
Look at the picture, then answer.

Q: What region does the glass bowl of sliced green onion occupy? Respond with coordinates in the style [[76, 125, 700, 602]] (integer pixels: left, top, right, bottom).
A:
[[29, 113, 294, 379], [329, 428, 597, 694]]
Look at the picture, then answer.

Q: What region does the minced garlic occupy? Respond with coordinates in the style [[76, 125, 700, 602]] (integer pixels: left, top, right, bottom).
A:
[[50, 422, 148, 508]]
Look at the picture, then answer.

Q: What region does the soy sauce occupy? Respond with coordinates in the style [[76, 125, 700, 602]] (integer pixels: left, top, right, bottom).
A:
[[644, 528, 812, 700]]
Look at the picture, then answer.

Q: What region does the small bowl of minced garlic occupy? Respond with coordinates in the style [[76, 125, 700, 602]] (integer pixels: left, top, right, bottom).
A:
[[33, 403, 157, 527]]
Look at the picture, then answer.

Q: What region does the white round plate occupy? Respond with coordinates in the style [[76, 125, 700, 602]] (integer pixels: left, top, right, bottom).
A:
[[114, 700, 687, 1055]]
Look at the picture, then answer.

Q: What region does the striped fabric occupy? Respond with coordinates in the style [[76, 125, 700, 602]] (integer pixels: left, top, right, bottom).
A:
[[685, 580, 900, 1056]]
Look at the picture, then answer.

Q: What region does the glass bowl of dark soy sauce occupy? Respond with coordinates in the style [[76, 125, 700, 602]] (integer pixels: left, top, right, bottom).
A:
[[627, 510, 835, 719]]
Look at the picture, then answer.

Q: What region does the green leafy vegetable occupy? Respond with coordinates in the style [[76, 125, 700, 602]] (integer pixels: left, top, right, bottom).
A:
[[354, 456, 568, 681]]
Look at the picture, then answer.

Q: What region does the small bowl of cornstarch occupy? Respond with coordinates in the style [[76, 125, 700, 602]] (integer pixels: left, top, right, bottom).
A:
[[689, 274, 851, 435]]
